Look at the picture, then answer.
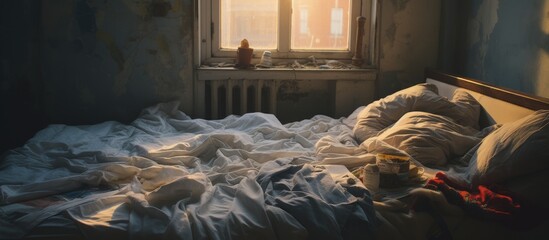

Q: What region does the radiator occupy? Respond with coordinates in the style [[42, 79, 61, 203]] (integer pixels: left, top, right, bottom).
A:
[[206, 79, 278, 119]]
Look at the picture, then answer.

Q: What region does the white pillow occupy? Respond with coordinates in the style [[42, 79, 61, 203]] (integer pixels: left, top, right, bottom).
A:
[[353, 84, 480, 143], [451, 89, 481, 130], [374, 111, 481, 166], [465, 110, 549, 186]]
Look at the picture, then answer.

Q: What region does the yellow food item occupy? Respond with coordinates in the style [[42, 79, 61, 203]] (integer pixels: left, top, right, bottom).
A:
[[376, 153, 409, 162]]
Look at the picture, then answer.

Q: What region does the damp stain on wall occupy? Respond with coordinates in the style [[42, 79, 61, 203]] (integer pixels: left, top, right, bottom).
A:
[[465, 0, 499, 78], [391, 0, 410, 12], [277, 80, 309, 102], [384, 23, 397, 49], [378, 0, 441, 97], [115, 60, 133, 96], [456, 0, 549, 98], [276, 80, 334, 123], [122, 0, 151, 19], [149, 0, 172, 17], [96, 31, 125, 70], [38, 0, 195, 124], [156, 33, 173, 68]]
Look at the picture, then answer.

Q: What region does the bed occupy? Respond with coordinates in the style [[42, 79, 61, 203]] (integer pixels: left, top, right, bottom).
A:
[[1, 69, 548, 239]]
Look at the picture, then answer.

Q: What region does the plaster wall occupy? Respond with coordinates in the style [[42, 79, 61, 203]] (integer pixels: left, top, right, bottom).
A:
[[40, 0, 194, 124], [1, 0, 443, 152], [1, 0, 195, 152], [377, 0, 441, 97], [452, 0, 549, 98]]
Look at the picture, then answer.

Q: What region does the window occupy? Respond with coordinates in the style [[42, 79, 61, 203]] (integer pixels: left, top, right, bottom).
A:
[[199, 0, 377, 65], [219, 0, 278, 49], [299, 8, 308, 35]]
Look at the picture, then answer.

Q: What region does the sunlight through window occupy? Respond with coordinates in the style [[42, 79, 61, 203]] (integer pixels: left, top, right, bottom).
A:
[[292, 0, 350, 50], [220, 0, 278, 49]]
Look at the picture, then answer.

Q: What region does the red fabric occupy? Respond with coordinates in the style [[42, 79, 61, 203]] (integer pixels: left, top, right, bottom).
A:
[[425, 172, 521, 222]]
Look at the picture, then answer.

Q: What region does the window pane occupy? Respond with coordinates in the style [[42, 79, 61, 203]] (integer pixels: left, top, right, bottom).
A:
[[220, 0, 278, 49], [291, 0, 350, 50]]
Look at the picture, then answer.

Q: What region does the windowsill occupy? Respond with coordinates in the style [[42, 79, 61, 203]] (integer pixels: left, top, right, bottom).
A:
[[196, 66, 378, 81]]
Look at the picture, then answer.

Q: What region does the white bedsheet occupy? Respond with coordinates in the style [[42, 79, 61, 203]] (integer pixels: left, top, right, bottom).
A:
[[0, 102, 378, 239]]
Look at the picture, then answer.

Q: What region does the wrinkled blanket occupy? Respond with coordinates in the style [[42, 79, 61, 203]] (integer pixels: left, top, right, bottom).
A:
[[0, 102, 376, 239]]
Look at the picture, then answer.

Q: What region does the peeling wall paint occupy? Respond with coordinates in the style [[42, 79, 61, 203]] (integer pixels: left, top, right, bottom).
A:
[[278, 80, 309, 102], [378, 0, 441, 97], [2, 0, 445, 151], [391, 0, 411, 12], [38, 0, 194, 124], [277, 80, 334, 123], [467, 0, 498, 45], [464, 0, 499, 79], [1, 0, 195, 152], [449, 0, 549, 98]]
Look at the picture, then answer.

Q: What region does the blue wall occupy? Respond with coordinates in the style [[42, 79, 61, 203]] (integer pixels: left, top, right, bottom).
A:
[[446, 0, 549, 98]]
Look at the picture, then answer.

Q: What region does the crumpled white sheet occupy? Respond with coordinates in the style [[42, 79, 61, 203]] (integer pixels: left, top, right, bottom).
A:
[[0, 102, 377, 239]]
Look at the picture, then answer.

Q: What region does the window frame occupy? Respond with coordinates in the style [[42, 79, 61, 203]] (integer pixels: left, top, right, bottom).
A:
[[198, 0, 378, 66]]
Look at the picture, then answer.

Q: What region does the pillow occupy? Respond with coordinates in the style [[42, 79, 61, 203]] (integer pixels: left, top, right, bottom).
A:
[[353, 84, 481, 143], [373, 111, 481, 166], [462, 110, 549, 186], [450, 89, 481, 130]]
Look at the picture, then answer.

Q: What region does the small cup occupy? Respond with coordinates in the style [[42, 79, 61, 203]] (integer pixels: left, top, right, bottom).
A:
[[376, 153, 410, 187], [259, 51, 272, 67]]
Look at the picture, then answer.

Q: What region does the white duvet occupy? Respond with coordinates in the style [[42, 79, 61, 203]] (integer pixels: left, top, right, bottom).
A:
[[0, 98, 488, 239], [0, 102, 377, 239]]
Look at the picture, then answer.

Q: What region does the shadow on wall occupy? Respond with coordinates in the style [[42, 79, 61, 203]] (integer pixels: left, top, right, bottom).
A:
[[455, 0, 549, 99], [1, 1, 45, 153], [1, 0, 195, 153]]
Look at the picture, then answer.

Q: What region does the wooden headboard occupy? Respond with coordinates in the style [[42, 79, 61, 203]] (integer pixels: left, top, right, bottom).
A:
[[425, 69, 549, 126]]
